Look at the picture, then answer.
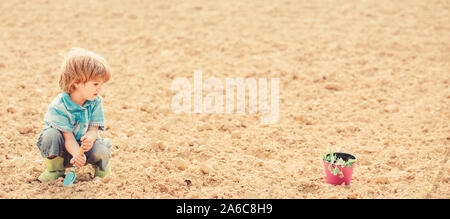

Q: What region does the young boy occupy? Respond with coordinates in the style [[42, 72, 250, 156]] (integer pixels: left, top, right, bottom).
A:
[[36, 48, 112, 182]]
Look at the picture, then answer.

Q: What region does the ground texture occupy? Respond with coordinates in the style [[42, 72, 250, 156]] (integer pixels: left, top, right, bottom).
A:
[[0, 0, 448, 198]]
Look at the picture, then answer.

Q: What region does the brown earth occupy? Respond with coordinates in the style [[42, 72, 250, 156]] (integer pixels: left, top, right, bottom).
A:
[[0, 0, 448, 198]]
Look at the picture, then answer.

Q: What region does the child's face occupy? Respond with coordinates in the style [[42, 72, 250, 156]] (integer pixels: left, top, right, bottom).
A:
[[75, 80, 103, 101]]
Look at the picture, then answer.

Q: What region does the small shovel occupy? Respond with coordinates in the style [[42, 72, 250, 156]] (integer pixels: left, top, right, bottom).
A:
[[62, 149, 84, 187], [62, 166, 77, 186]]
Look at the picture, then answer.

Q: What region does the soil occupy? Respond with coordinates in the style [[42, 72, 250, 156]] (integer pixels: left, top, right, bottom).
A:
[[0, 0, 448, 199]]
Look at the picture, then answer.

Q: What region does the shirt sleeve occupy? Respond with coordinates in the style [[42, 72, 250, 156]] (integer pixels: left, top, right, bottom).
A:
[[44, 106, 74, 133], [89, 96, 106, 131]]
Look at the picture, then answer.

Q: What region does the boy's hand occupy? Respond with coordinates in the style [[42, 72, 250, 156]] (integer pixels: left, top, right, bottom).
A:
[[80, 135, 95, 152], [70, 151, 86, 169]]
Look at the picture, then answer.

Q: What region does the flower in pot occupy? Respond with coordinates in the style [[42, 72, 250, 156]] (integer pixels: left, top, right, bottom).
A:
[[322, 149, 356, 185]]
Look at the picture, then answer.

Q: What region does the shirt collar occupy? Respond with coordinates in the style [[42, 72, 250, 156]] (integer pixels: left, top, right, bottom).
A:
[[61, 92, 95, 111]]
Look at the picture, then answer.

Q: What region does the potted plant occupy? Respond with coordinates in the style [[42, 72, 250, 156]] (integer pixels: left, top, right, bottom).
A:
[[322, 149, 356, 185]]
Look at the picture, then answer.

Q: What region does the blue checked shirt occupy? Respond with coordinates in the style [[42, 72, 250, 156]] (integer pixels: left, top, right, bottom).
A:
[[43, 92, 106, 140]]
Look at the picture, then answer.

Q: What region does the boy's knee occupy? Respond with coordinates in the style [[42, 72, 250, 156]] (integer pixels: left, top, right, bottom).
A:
[[37, 128, 64, 158], [89, 139, 111, 161], [40, 128, 63, 145]]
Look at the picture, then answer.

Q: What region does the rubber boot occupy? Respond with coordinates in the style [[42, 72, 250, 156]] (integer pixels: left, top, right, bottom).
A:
[[38, 156, 65, 182], [93, 161, 111, 178]]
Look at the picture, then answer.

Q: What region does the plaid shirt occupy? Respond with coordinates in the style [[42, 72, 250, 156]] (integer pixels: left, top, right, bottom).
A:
[[43, 92, 106, 140]]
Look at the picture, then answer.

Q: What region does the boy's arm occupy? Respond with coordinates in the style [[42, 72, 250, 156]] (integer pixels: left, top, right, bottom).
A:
[[62, 131, 86, 169], [80, 126, 98, 152], [61, 131, 82, 156], [84, 126, 99, 140]]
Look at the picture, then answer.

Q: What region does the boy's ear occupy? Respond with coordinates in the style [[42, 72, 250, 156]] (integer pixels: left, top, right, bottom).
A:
[[73, 81, 81, 88]]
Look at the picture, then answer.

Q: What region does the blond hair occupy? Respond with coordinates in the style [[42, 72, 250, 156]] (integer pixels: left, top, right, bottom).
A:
[[59, 48, 111, 93]]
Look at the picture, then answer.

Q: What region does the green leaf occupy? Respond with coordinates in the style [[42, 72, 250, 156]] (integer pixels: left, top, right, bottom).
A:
[[323, 153, 329, 162], [346, 159, 356, 168], [331, 167, 337, 175]]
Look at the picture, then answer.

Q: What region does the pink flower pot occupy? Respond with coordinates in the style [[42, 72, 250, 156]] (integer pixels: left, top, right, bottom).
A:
[[323, 152, 356, 186]]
